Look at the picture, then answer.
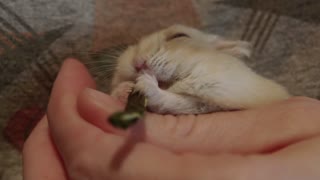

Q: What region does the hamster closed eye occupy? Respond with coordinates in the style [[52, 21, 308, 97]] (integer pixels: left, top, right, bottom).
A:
[[110, 24, 291, 115]]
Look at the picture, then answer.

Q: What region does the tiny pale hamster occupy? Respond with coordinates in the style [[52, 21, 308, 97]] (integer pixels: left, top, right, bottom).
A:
[[110, 25, 290, 114]]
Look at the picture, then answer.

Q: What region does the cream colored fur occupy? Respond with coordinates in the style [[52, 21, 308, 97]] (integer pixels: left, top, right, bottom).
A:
[[110, 25, 290, 114]]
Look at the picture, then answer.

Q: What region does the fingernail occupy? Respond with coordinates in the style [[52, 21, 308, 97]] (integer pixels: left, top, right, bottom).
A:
[[82, 88, 123, 112], [83, 88, 106, 102]]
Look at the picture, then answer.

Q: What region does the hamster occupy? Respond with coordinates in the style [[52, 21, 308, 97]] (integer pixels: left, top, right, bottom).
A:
[[110, 24, 290, 114]]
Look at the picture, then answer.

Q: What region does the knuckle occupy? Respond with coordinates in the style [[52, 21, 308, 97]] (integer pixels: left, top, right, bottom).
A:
[[158, 115, 179, 138], [160, 115, 199, 151], [174, 116, 197, 138]]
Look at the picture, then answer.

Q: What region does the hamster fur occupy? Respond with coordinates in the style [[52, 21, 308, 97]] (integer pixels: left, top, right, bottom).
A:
[[110, 25, 290, 114]]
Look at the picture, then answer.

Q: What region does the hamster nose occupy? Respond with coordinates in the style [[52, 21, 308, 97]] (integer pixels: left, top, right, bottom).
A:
[[134, 61, 148, 72], [134, 64, 142, 72]]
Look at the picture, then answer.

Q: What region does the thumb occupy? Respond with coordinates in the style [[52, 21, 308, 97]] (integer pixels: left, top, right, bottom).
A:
[[77, 88, 320, 154], [77, 88, 125, 134]]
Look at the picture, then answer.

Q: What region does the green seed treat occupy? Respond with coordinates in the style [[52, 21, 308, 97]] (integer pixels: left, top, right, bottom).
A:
[[108, 89, 147, 129]]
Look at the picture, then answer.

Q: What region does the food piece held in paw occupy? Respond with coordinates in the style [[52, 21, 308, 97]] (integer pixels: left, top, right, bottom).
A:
[[109, 112, 141, 129], [109, 88, 147, 129]]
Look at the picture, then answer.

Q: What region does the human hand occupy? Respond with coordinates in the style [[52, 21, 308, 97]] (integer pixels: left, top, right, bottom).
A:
[[23, 59, 320, 180]]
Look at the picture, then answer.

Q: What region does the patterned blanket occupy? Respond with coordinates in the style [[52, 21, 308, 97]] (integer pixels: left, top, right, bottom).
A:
[[0, 0, 319, 179]]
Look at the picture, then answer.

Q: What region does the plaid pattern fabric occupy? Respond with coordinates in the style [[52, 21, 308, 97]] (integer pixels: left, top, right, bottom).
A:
[[0, 0, 199, 145], [0, 0, 319, 178]]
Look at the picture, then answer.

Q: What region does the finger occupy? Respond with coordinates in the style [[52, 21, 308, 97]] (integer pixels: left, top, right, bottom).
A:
[[142, 97, 320, 154], [97, 135, 319, 180], [78, 89, 320, 154], [254, 136, 320, 180], [77, 88, 125, 134], [47, 58, 101, 161], [65, 127, 253, 180], [23, 117, 67, 180]]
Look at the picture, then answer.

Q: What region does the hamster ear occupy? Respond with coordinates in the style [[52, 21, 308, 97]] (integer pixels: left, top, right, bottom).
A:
[[214, 40, 252, 59]]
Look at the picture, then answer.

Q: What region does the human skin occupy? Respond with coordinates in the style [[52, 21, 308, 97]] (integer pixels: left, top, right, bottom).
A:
[[23, 59, 320, 180]]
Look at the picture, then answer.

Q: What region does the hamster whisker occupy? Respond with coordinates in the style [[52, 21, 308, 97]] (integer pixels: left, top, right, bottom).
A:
[[101, 54, 121, 59], [149, 50, 167, 62], [88, 67, 116, 74], [88, 66, 117, 72], [84, 61, 117, 66], [114, 44, 128, 51], [95, 71, 114, 76], [111, 45, 128, 52], [89, 50, 123, 58], [88, 51, 116, 58], [107, 50, 123, 56], [90, 71, 114, 76], [149, 50, 169, 67], [93, 72, 114, 79], [92, 71, 113, 76], [97, 73, 114, 80], [86, 64, 117, 68], [74, 45, 126, 58]]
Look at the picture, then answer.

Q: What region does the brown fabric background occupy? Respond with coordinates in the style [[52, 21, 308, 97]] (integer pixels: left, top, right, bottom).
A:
[[93, 0, 199, 51]]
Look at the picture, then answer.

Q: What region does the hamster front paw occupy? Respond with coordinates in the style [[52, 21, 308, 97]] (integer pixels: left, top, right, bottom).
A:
[[110, 81, 135, 104], [135, 72, 160, 97]]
